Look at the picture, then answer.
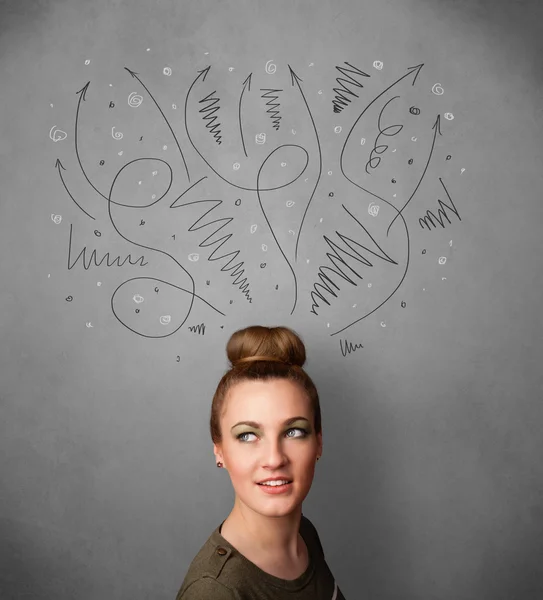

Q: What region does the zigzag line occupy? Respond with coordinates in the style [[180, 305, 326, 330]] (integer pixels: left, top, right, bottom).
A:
[[419, 178, 461, 230], [173, 199, 252, 302], [332, 62, 370, 114], [67, 225, 148, 270], [199, 91, 222, 145], [309, 206, 397, 315], [260, 89, 282, 130], [188, 323, 206, 334]]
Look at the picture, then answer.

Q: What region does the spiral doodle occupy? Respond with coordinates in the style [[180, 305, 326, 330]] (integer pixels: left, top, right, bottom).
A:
[[51, 214, 62, 224], [159, 315, 171, 325], [432, 83, 444, 95], [255, 133, 266, 145], [438, 257, 447, 265], [188, 253, 199, 262], [163, 67, 172, 76], [368, 202, 380, 217], [49, 126, 67, 142], [265, 60, 277, 74], [444, 112, 454, 120], [133, 294, 144, 304], [111, 127, 123, 140], [373, 61, 384, 70], [128, 92, 143, 107]]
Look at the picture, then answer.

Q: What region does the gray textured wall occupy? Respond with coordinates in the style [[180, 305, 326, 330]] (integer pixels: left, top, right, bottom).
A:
[[1, 0, 543, 598]]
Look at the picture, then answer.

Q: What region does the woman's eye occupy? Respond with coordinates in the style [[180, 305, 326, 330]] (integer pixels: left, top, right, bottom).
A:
[[237, 428, 307, 442]]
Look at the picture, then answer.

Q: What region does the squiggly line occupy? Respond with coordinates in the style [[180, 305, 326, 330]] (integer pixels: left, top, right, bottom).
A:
[[260, 89, 282, 130], [105, 163, 223, 337], [332, 62, 371, 114], [199, 90, 223, 145]]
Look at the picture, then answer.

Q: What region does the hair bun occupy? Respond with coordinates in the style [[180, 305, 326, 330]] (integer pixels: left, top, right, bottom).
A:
[[226, 326, 306, 369]]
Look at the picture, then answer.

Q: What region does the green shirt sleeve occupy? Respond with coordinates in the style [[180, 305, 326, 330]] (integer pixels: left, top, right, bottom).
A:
[[177, 577, 235, 600]]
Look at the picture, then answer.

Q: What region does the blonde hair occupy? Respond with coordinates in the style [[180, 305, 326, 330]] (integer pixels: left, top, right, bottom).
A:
[[210, 325, 321, 444]]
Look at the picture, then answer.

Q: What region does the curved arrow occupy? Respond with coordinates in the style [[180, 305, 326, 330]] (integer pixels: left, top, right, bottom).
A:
[[239, 73, 252, 157], [75, 82, 109, 201], [340, 63, 424, 199], [331, 112, 441, 336], [184, 66, 307, 192], [386, 114, 441, 233], [288, 64, 322, 262], [124, 67, 190, 182]]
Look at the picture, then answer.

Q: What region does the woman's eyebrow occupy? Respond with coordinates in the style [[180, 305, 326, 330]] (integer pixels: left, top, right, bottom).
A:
[[231, 416, 309, 430]]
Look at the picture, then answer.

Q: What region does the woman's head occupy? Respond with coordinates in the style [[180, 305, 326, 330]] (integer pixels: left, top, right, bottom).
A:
[[211, 325, 322, 517]]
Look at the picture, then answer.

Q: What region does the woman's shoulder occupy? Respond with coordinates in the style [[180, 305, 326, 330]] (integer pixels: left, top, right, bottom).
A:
[[176, 577, 235, 600]]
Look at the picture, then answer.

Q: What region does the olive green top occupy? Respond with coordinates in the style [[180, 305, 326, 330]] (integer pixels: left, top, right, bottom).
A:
[[175, 514, 346, 599]]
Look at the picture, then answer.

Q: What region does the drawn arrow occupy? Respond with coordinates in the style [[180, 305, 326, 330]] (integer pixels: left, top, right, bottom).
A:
[[55, 158, 95, 220], [75, 82, 109, 201], [331, 112, 441, 336], [124, 67, 190, 182], [184, 66, 307, 192], [386, 113, 442, 234], [288, 64, 322, 262], [239, 72, 252, 157], [340, 63, 424, 184]]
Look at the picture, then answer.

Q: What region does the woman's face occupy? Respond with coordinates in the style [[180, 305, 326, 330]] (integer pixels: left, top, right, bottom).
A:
[[214, 379, 322, 518]]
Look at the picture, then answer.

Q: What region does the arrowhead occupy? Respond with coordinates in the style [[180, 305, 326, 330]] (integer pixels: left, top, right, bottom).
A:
[[55, 158, 66, 170], [76, 81, 90, 100], [197, 66, 211, 81], [242, 73, 252, 91], [124, 67, 139, 78], [407, 63, 424, 85], [288, 64, 303, 86], [432, 113, 442, 135]]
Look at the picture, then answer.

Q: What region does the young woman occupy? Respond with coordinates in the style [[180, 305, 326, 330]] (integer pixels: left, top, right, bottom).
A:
[[176, 325, 346, 599]]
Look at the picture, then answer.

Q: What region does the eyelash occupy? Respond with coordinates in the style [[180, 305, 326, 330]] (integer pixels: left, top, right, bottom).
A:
[[236, 427, 309, 443]]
